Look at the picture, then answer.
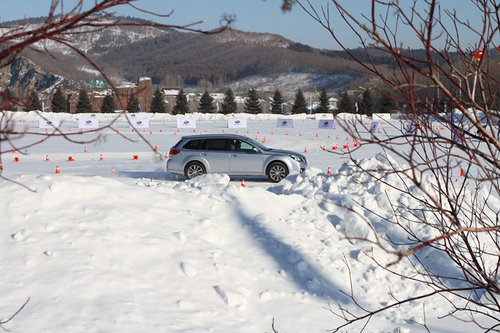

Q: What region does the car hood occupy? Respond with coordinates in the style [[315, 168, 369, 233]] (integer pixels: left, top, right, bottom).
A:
[[267, 148, 306, 158]]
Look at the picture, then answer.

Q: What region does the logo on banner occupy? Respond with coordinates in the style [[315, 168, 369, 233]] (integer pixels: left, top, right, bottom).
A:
[[39, 119, 60, 129], [177, 119, 196, 128], [78, 118, 99, 129], [318, 120, 335, 129], [228, 119, 247, 128], [130, 119, 150, 128], [276, 119, 294, 128]]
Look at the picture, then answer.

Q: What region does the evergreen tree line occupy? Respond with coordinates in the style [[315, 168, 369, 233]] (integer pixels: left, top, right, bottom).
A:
[[6, 85, 443, 115]]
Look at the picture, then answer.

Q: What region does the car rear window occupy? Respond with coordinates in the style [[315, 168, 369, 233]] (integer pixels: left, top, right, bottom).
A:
[[183, 139, 204, 150], [206, 139, 228, 151]]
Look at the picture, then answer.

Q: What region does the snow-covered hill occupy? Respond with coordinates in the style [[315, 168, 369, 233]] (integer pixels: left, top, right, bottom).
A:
[[0, 112, 495, 332]]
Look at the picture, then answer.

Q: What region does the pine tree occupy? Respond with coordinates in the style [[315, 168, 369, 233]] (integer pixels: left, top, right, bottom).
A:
[[172, 88, 189, 115], [100, 94, 115, 113], [150, 87, 166, 113], [76, 87, 92, 113], [198, 91, 215, 113], [51, 88, 67, 112], [244, 88, 262, 114], [291, 88, 308, 114], [338, 92, 355, 114], [221, 88, 237, 114], [380, 93, 397, 113], [270, 90, 285, 114], [315, 88, 330, 113], [127, 94, 139, 113], [23, 90, 42, 111], [360, 89, 376, 116]]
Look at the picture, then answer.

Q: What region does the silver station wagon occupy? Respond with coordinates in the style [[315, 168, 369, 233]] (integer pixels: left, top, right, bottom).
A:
[[167, 134, 307, 182]]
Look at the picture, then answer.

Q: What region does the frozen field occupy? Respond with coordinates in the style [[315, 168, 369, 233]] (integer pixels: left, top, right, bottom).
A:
[[0, 112, 492, 332]]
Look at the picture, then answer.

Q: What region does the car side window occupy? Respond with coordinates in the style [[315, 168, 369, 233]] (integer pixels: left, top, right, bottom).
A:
[[206, 139, 228, 151], [237, 140, 256, 152], [183, 139, 204, 150]]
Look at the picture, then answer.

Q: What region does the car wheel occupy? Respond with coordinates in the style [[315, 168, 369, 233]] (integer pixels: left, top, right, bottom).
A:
[[184, 161, 206, 179], [267, 162, 288, 183]]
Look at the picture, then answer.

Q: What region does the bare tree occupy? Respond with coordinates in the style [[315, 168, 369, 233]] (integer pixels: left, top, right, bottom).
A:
[[296, 0, 500, 331]]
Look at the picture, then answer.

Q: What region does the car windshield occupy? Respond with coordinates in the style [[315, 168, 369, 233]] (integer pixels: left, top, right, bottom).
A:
[[243, 137, 270, 151]]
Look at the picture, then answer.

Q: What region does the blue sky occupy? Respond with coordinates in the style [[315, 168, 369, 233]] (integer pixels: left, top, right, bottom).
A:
[[0, 0, 485, 50]]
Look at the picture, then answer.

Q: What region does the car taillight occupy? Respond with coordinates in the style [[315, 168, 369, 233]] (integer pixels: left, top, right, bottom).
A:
[[169, 149, 181, 156]]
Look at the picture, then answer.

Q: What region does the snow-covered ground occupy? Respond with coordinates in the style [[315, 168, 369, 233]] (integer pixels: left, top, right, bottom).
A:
[[0, 112, 493, 332]]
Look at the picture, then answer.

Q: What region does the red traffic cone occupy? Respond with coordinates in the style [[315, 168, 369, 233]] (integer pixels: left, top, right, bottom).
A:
[[111, 167, 115, 176], [84, 147, 88, 153], [133, 155, 139, 160], [241, 179, 246, 187], [0, 161, 3, 170], [45, 155, 50, 162], [99, 154, 104, 161], [327, 167, 332, 176], [304, 147, 308, 153], [316, 133, 319, 138], [460, 168, 465, 177], [165, 152, 169, 160], [67, 156, 75, 161], [55, 165, 60, 174], [14, 157, 20, 162]]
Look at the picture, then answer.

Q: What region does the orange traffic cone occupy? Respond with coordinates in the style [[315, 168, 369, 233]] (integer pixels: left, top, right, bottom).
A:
[[133, 155, 139, 160], [460, 168, 465, 177], [55, 165, 60, 174], [84, 147, 88, 153], [241, 179, 246, 187], [304, 147, 308, 153], [165, 152, 169, 160], [327, 167, 332, 176], [45, 155, 50, 162], [99, 154, 104, 161], [154, 146, 158, 152]]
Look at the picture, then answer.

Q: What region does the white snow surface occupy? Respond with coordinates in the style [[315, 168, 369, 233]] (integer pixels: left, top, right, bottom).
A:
[[0, 112, 493, 332]]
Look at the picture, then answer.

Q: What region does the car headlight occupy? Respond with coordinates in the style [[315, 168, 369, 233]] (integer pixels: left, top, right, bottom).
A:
[[289, 154, 304, 162]]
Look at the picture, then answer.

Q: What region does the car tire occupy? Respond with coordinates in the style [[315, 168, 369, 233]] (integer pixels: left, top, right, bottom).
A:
[[267, 161, 288, 183], [184, 161, 206, 179]]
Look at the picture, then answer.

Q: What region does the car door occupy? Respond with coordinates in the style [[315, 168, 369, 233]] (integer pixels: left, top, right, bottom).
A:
[[204, 138, 230, 173], [228, 139, 268, 175]]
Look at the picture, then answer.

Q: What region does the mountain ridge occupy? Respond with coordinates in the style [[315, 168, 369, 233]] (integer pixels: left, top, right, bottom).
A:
[[0, 15, 368, 95]]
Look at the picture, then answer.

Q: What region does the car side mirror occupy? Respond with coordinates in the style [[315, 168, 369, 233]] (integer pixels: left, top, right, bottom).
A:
[[252, 147, 260, 153]]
